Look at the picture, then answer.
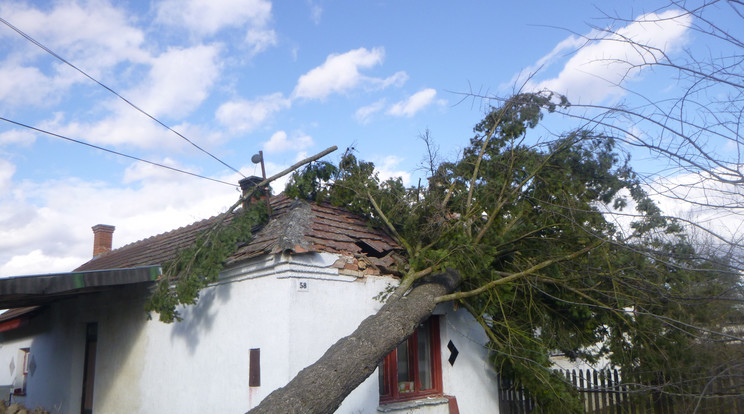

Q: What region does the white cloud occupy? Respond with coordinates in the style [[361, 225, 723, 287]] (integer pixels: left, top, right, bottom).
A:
[[0, 166, 243, 278], [0, 2, 148, 108], [216, 93, 291, 133], [156, 0, 273, 37], [375, 155, 411, 186], [129, 45, 222, 119], [309, 1, 323, 25], [156, 0, 276, 55], [535, 36, 588, 71], [122, 157, 191, 184], [0, 64, 66, 108], [355, 99, 386, 124], [46, 110, 183, 150], [0, 2, 148, 69], [0, 250, 83, 278], [525, 10, 692, 103], [0, 159, 15, 193], [387, 89, 437, 117], [0, 127, 37, 147], [39, 45, 223, 150], [368, 71, 408, 90], [508, 35, 587, 89], [601, 168, 744, 254], [294, 151, 309, 162], [263, 130, 314, 154], [245, 28, 278, 56], [292, 47, 407, 100], [651, 169, 742, 217], [0, 4, 221, 150]]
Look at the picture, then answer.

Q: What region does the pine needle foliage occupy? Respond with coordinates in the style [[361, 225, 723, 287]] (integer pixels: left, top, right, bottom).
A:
[[145, 199, 268, 323], [143, 146, 339, 323], [285, 91, 742, 412]]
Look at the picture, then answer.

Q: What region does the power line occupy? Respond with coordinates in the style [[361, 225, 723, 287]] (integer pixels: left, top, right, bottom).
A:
[[0, 15, 245, 178], [0, 116, 236, 187]]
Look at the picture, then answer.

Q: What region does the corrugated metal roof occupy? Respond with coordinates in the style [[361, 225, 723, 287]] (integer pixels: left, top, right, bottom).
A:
[[0, 266, 161, 309]]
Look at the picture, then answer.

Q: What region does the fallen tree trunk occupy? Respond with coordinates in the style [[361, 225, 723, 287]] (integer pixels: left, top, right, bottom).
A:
[[247, 269, 461, 414]]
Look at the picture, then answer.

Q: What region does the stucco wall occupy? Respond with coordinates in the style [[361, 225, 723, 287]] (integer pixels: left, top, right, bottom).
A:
[[0, 286, 140, 412], [136, 260, 294, 413], [437, 305, 501, 413], [1, 252, 502, 413], [0, 321, 37, 405], [286, 252, 394, 414]]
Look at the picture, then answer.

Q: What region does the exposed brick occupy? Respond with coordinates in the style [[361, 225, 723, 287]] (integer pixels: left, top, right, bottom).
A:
[[344, 262, 358, 271]]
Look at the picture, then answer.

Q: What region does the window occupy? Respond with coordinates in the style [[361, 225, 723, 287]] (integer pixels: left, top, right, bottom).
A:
[[81, 323, 98, 414], [249, 348, 261, 387], [13, 348, 30, 396], [379, 316, 442, 403]]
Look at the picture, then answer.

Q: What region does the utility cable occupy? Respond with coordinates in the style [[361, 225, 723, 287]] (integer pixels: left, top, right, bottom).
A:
[[0, 15, 245, 178], [0, 116, 235, 187]]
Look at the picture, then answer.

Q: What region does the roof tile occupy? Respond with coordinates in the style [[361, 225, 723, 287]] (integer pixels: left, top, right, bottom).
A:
[[75, 195, 401, 276]]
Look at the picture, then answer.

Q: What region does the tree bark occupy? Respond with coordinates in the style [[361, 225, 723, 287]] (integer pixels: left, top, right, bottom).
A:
[[246, 269, 461, 414]]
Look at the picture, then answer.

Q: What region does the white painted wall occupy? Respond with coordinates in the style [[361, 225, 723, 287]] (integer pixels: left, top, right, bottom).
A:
[[0, 288, 123, 412], [285, 252, 394, 414], [438, 305, 501, 414], [0, 252, 503, 413], [0, 330, 33, 404]]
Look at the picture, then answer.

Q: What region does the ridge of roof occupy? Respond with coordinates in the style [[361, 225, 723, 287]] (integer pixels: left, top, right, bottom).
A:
[[74, 195, 401, 275]]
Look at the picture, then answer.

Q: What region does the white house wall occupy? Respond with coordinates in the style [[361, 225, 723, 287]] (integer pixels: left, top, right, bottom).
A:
[[437, 305, 501, 413], [135, 272, 292, 413], [285, 252, 395, 414], [0, 287, 127, 412], [0, 321, 39, 405], [1, 251, 503, 413]]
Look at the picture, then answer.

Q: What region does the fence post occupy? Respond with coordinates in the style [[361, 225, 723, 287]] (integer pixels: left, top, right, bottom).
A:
[[592, 369, 600, 413], [600, 368, 607, 413], [612, 369, 622, 414]]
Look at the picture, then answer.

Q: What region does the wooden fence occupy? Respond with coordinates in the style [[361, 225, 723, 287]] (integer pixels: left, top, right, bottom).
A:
[[498, 368, 744, 414]]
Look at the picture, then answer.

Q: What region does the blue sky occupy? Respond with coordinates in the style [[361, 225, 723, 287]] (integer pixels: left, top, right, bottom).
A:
[[0, 0, 738, 276]]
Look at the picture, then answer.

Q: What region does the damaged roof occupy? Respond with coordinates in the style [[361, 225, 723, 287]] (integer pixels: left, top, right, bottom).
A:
[[76, 195, 401, 274], [0, 196, 400, 310]]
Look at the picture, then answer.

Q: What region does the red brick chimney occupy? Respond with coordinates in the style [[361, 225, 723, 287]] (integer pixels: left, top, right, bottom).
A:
[[239, 176, 267, 210], [238, 175, 271, 217], [91, 224, 115, 257]]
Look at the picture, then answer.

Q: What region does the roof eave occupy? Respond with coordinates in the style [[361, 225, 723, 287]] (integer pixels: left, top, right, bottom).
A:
[[0, 266, 161, 309]]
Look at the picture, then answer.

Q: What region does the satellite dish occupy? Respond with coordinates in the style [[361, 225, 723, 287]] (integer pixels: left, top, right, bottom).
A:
[[251, 153, 263, 164]]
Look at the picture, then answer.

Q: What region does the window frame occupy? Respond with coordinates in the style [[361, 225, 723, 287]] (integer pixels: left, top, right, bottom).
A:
[[13, 348, 30, 396], [379, 316, 443, 403]]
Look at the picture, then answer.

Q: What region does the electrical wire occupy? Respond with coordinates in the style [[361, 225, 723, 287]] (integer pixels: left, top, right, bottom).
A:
[[0, 116, 236, 187], [0, 15, 245, 178]]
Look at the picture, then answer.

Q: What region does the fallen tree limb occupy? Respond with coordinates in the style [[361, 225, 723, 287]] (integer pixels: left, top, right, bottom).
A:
[[247, 269, 462, 414]]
